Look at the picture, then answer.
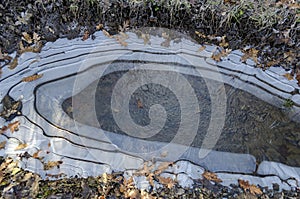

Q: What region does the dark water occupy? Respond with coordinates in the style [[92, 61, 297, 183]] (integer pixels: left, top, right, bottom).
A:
[[62, 69, 300, 167]]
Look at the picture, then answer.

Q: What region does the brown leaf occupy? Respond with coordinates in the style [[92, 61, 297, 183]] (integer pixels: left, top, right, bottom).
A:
[[9, 56, 18, 70], [219, 36, 229, 48], [32, 150, 41, 159], [0, 126, 8, 134], [22, 32, 33, 44], [0, 49, 12, 61], [238, 179, 262, 195], [195, 31, 207, 38], [82, 31, 89, 41], [157, 176, 175, 189], [241, 48, 259, 64], [140, 33, 150, 45], [202, 171, 222, 183], [249, 184, 263, 195], [43, 160, 63, 170], [8, 121, 20, 133], [211, 52, 222, 62], [283, 73, 294, 80], [103, 29, 112, 38], [137, 99, 143, 109], [33, 32, 40, 43], [154, 162, 173, 175], [96, 23, 103, 30], [296, 72, 300, 86], [15, 143, 28, 150], [198, 46, 206, 52], [0, 141, 6, 149], [22, 74, 43, 82], [119, 20, 130, 32]]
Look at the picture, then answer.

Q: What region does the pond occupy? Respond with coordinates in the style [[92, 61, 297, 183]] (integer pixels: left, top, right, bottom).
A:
[[0, 28, 299, 188]]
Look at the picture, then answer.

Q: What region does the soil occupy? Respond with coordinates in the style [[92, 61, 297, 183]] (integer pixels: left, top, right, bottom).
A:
[[0, 0, 300, 198]]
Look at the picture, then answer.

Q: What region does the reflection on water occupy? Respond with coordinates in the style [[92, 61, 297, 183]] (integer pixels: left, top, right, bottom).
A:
[[62, 69, 300, 167]]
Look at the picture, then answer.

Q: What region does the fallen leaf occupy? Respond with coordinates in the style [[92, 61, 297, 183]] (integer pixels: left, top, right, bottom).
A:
[[0, 126, 8, 134], [202, 171, 222, 183], [137, 99, 143, 109], [33, 32, 40, 43], [15, 143, 28, 150], [96, 23, 103, 30], [32, 150, 41, 159], [22, 32, 33, 44], [241, 48, 259, 64], [9, 56, 18, 70], [296, 71, 300, 86], [11, 167, 21, 175], [195, 31, 207, 38], [0, 141, 6, 149], [125, 189, 140, 199], [119, 20, 130, 32], [211, 52, 222, 62], [48, 142, 51, 147], [8, 121, 20, 133], [0, 49, 12, 61], [82, 31, 89, 41], [154, 162, 173, 175], [249, 184, 263, 195], [198, 45, 206, 52], [157, 176, 176, 189], [103, 29, 112, 38], [238, 179, 262, 195], [43, 160, 63, 170], [141, 33, 150, 45], [283, 73, 294, 80], [219, 36, 229, 47], [22, 74, 43, 82]]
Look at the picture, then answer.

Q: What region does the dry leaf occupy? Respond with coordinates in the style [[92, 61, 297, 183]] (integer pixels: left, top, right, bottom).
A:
[[238, 179, 262, 195], [0, 49, 12, 61], [119, 20, 130, 32], [82, 31, 89, 41], [43, 160, 63, 170], [22, 74, 43, 82], [195, 31, 207, 38], [9, 56, 18, 70], [15, 143, 28, 150], [32, 150, 41, 159], [48, 142, 51, 147], [202, 171, 222, 183], [157, 176, 176, 189], [211, 52, 222, 62], [125, 189, 140, 199], [33, 32, 40, 43], [141, 33, 150, 45], [241, 48, 259, 64], [0, 126, 8, 134], [249, 184, 263, 195], [154, 162, 173, 175], [137, 99, 143, 109], [283, 73, 294, 80], [103, 29, 112, 38], [198, 45, 206, 52], [8, 121, 20, 133], [22, 32, 32, 44], [296, 72, 300, 86], [0, 141, 6, 149], [96, 23, 103, 30], [219, 36, 229, 47]]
